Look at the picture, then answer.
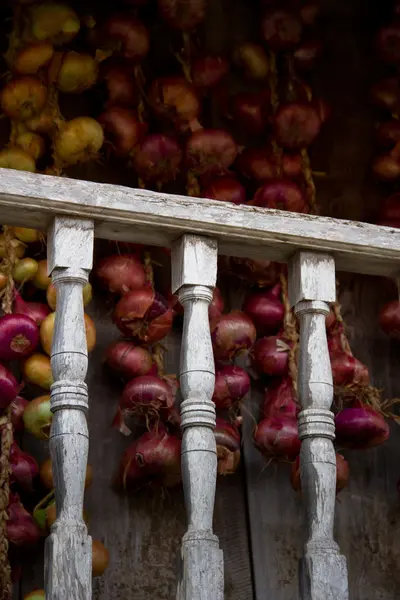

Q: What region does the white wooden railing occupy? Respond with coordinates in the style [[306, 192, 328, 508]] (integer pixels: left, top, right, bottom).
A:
[[1, 168, 400, 600]]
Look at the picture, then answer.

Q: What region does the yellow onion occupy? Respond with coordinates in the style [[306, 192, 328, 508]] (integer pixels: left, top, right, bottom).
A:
[[0, 149, 36, 173], [24, 591, 45, 600], [0, 234, 26, 258], [54, 117, 104, 165], [40, 456, 93, 490], [22, 353, 53, 390], [15, 132, 45, 161], [0, 77, 47, 122], [14, 42, 54, 75], [23, 394, 51, 439], [40, 312, 96, 355], [46, 281, 92, 310], [33, 259, 51, 290], [92, 540, 110, 577], [13, 227, 41, 243], [29, 3, 80, 45], [12, 258, 39, 283], [25, 107, 58, 134], [0, 273, 7, 291], [55, 52, 99, 94]]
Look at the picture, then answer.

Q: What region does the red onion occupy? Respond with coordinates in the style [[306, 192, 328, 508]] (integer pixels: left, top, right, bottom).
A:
[[14, 291, 50, 326], [376, 121, 400, 148], [11, 396, 29, 432], [103, 15, 150, 62], [376, 23, 400, 64], [299, 0, 320, 25], [22, 395, 52, 439], [95, 254, 146, 295], [330, 351, 370, 386], [232, 42, 269, 81], [379, 300, 400, 339], [7, 493, 41, 547], [254, 415, 300, 461], [186, 129, 237, 176], [149, 77, 201, 132], [118, 425, 181, 488], [372, 151, 400, 182], [105, 341, 156, 379], [0, 314, 39, 361], [262, 9, 302, 51], [370, 78, 400, 113], [211, 310, 256, 361], [237, 147, 278, 181], [262, 376, 299, 419], [335, 403, 389, 449], [219, 256, 281, 288], [243, 283, 284, 335], [100, 59, 138, 107], [252, 336, 290, 376], [212, 366, 251, 411], [202, 176, 246, 204], [158, 0, 207, 30], [99, 106, 147, 157], [231, 90, 271, 135], [133, 134, 183, 185], [0, 363, 19, 410], [10, 442, 38, 492], [252, 179, 307, 213], [293, 39, 322, 70], [215, 418, 241, 475], [274, 103, 321, 150], [291, 452, 349, 494], [191, 55, 229, 88], [114, 288, 173, 343]]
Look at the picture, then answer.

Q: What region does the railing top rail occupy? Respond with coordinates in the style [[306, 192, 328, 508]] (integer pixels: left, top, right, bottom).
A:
[[0, 168, 399, 277]]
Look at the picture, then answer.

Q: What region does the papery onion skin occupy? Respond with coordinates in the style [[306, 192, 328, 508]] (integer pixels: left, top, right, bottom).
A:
[[191, 55, 229, 88], [103, 15, 150, 62], [92, 540, 110, 577], [12, 258, 39, 283], [372, 152, 400, 182], [0, 314, 39, 361], [100, 60, 138, 107], [99, 106, 147, 157], [11, 396, 29, 433], [379, 300, 400, 339], [118, 425, 182, 488], [0, 363, 19, 410], [233, 42, 269, 81], [0, 235, 26, 259], [215, 418, 241, 475], [119, 375, 176, 422], [105, 341, 156, 379], [335, 405, 390, 449], [114, 288, 174, 343], [29, 3, 80, 45], [40, 312, 96, 356], [219, 256, 281, 288], [133, 134, 183, 184], [54, 117, 104, 165], [274, 103, 321, 150], [261, 9, 303, 51], [7, 493, 41, 547], [14, 292, 50, 326], [14, 42, 54, 75], [149, 77, 201, 131], [262, 376, 299, 420], [158, 0, 207, 31], [33, 259, 51, 290], [252, 336, 289, 376], [10, 442, 39, 492], [55, 51, 98, 94], [15, 132, 45, 161], [212, 366, 251, 411], [211, 310, 256, 361], [186, 129, 238, 176], [330, 351, 370, 387], [0, 149, 36, 172], [254, 415, 300, 461], [23, 394, 52, 439], [252, 179, 307, 213], [291, 452, 349, 494], [243, 284, 284, 335], [13, 227, 41, 243], [237, 147, 278, 181], [231, 91, 271, 135], [22, 353, 53, 390], [95, 253, 146, 295], [0, 77, 47, 122], [202, 176, 246, 204]]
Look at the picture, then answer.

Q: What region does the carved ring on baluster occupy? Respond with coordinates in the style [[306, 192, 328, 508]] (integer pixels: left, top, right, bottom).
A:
[[180, 399, 216, 430], [178, 285, 214, 305], [298, 408, 335, 440], [50, 382, 89, 413], [51, 268, 89, 287], [294, 300, 330, 318]]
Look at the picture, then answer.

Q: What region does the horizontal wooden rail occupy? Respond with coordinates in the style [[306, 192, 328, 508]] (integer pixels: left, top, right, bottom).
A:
[[0, 168, 399, 277]]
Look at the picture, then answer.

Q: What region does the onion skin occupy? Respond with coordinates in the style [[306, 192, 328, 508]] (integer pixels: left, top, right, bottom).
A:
[[215, 418, 241, 475], [12, 227, 40, 244], [133, 134, 183, 185], [231, 91, 271, 135], [14, 292, 51, 326], [252, 336, 290, 377], [243, 284, 284, 335], [22, 353, 53, 390], [291, 452, 349, 494], [92, 540, 110, 577], [274, 103, 321, 150], [23, 394, 52, 439], [202, 176, 246, 204], [335, 404, 390, 449], [29, 3, 80, 45], [186, 129, 238, 176], [262, 377, 299, 420], [0, 77, 47, 122], [0, 235, 26, 259], [376, 23, 400, 64], [233, 43, 269, 81], [40, 312, 96, 356], [47, 281, 92, 310], [0, 363, 19, 410], [10, 442, 39, 492], [211, 310, 256, 361], [379, 300, 400, 339], [219, 256, 280, 288], [370, 78, 400, 113], [100, 60, 138, 107], [12, 259, 38, 283], [55, 51, 98, 94], [114, 288, 173, 343], [11, 396, 29, 433], [329, 351, 369, 387], [118, 426, 182, 488], [261, 9, 303, 51], [103, 15, 150, 62], [254, 415, 300, 461], [252, 179, 307, 213], [105, 341, 156, 379], [191, 56, 229, 88], [24, 591, 45, 600], [0, 149, 36, 173], [376, 121, 400, 148], [372, 152, 400, 182], [15, 132, 45, 161], [149, 77, 201, 132], [158, 0, 207, 31], [99, 106, 148, 157], [14, 42, 54, 75], [212, 366, 251, 411], [236, 147, 278, 181], [7, 493, 41, 547], [0, 314, 39, 361], [32, 259, 51, 290], [54, 117, 104, 165], [95, 254, 146, 295]]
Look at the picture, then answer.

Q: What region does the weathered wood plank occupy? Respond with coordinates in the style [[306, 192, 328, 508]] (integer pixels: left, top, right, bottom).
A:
[[0, 169, 400, 276]]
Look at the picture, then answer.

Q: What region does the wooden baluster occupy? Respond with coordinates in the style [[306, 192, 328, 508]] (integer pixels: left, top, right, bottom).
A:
[[288, 251, 349, 600], [44, 217, 94, 600], [171, 234, 224, 600]]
